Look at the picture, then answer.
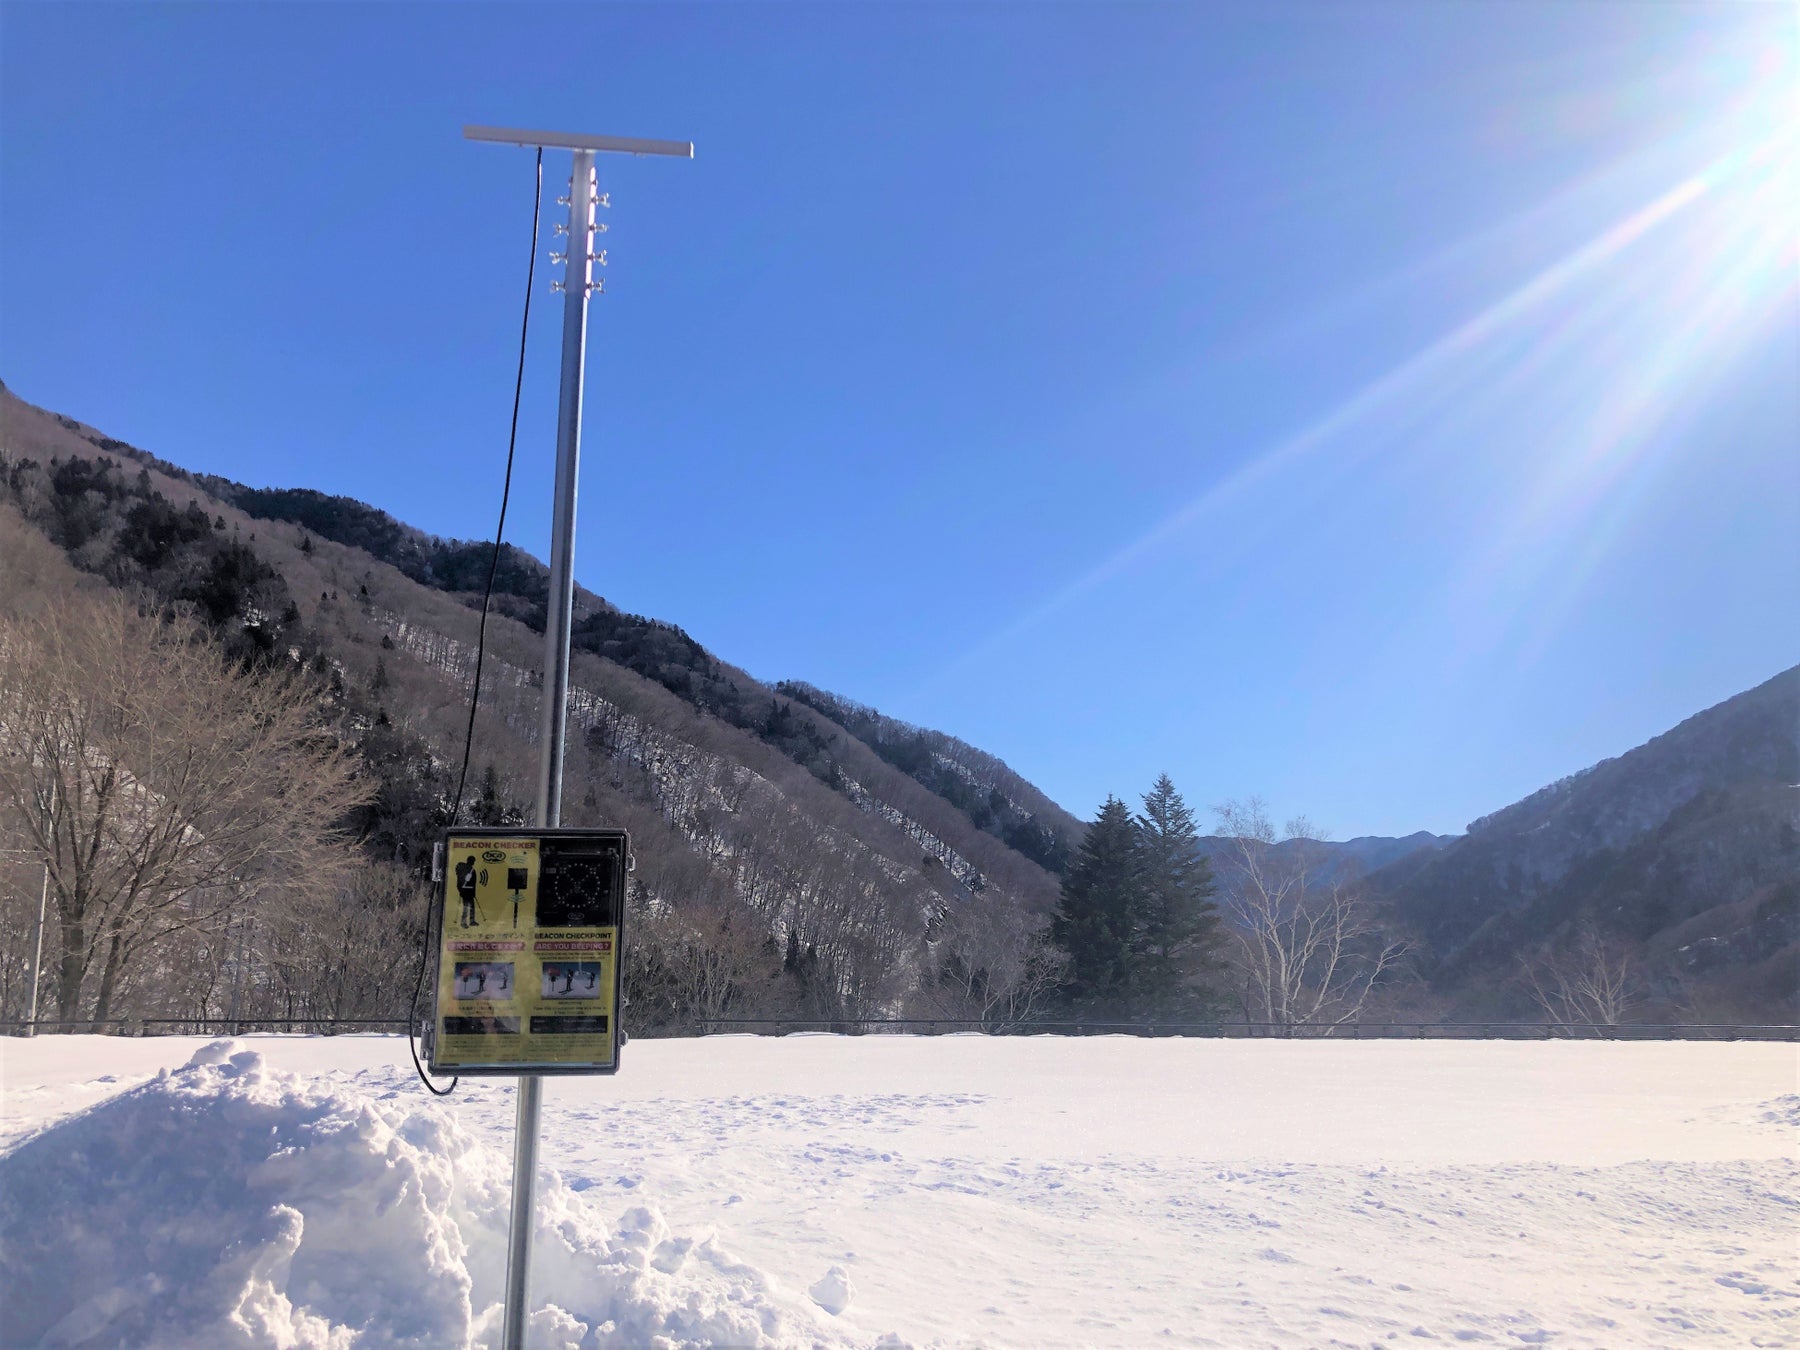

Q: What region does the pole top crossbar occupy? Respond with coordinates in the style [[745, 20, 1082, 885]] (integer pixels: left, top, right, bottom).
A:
[[464, 124, 694, 158]]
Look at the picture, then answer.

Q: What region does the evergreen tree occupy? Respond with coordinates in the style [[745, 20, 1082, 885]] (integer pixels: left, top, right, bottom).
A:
[[1133, 774, 1225, 1014], [474, 763, 505, 826], [1050, 796, 1142, 1014]]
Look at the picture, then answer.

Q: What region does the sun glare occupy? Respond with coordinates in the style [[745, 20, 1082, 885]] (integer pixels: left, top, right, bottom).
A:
[[926, 13, 1799, 693]]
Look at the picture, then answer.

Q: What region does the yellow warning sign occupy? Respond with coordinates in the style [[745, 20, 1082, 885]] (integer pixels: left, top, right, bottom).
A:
[[428, 828, 627, 1075]]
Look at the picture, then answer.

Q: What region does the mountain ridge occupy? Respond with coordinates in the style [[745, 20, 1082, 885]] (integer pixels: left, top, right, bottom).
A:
[[1368, 665, 1800, 1018], [4, 378, 1791, 1022], [0, 382, 1085, 1025]]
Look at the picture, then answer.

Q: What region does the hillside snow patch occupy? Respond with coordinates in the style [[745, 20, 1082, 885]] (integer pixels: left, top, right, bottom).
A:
[[0, 1041, 852, 1349]]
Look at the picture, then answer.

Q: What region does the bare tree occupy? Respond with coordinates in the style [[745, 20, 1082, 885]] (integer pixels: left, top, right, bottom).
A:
[[632, 896, 780, 1031], [0, 594, 370, 1021], [1212, 798, 1409, 1029], [1518, 924, 1643, 1031], [251, 862, 429, 1022], [921, 895, 1068, 1027]]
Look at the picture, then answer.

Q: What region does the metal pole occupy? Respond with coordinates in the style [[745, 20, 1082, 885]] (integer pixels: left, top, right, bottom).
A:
[[24, 865, 48, 1036], [501, 146, 595, 1350], [535, 150, 594, 825], [23, 786, 52, 1037]]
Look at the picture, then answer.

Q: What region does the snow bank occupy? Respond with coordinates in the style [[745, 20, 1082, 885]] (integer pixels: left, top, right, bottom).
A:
[[0, 1041, 851, 1349]]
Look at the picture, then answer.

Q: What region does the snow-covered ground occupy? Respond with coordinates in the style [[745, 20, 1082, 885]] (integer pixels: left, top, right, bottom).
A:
[[1, 1033, 1795, 1348]]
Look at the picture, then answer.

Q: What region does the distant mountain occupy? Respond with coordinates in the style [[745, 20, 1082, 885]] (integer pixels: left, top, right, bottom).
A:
[[1370, 667, 1800, 1019], [1190, 830, 1452, 888], [1317, 831, 1455, 877]]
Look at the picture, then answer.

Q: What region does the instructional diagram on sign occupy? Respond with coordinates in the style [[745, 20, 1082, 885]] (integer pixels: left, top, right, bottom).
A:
[[430, 829, 626, 1074]]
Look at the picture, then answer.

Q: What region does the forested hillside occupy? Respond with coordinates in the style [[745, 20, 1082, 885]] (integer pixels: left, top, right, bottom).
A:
[[774, 682, 1082, 874], [0, 382, 1073, 1031], [1367, 667, 1800, 1021]]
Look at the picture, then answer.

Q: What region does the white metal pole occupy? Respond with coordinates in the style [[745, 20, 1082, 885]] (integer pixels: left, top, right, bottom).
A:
[[535, 150, 594, 826], [24, 785, 52, 1035], [24, 865, 47, 1035], [501, 146, 595, 1350]]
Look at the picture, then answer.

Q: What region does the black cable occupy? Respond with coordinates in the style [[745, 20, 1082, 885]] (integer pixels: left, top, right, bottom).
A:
[[409, 146, 543, 1098], [451, 145, 542, 829]]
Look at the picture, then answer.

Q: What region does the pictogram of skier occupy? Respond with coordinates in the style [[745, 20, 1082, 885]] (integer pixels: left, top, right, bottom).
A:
[[455, 855, 480, 927]]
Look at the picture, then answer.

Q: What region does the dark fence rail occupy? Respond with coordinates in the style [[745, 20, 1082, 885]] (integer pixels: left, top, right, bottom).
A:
[[3, 1016, 1797, 1041], [2, 1017, 412, 1035], [683, 1018, 1800, 1041]]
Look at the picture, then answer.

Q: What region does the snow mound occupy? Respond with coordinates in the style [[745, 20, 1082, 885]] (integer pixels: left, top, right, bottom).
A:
[[0, 1041, 848, 1349], [809, 1264, 855, 1316]]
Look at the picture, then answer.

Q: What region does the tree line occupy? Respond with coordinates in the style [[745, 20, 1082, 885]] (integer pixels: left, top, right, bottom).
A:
[[1045, 781, 1414, 1026]]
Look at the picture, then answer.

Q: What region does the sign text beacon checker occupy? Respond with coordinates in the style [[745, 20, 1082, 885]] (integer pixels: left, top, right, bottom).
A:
[[427, 827, 629, 1075]]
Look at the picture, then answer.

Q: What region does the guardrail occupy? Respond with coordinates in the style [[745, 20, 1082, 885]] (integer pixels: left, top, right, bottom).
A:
[[1, 1017, 411, 1035], [684, 1018, 1800, 1041], [3, 1017, 1796, 1041]]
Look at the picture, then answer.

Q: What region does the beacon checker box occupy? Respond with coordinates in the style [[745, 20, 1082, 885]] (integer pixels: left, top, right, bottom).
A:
[[427, 827, 629, 1075]]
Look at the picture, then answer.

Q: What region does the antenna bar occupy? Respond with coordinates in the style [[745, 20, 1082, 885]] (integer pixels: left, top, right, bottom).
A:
[[464, 125, 694, 158]]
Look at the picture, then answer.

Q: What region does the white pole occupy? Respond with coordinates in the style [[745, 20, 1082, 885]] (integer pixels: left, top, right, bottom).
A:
[[23, 785, 52, 1035], [24, 865, 48, 1035], [501, 147, 595, 1350]]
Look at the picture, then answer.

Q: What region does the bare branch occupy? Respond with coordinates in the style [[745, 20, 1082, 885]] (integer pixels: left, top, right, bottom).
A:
[[0, 593, 372, 1019], [1211, 798, 1412, 1028]]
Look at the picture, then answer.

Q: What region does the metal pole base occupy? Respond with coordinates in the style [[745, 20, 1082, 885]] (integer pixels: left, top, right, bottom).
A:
[[501, 1074, 543, 1350]]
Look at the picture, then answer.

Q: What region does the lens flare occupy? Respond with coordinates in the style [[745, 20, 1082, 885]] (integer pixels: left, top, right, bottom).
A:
[[921, 32, 1796, 697]]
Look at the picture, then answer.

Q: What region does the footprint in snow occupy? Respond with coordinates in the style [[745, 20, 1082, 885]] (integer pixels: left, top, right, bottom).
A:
[[1715, 1272, 1789, 1296]]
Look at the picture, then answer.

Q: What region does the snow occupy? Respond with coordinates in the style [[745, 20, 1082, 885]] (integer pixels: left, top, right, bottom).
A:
[[810, 1266, 856, 1317], [2, 1034, 1796, 1348], [0, 1042, 841, 1349]]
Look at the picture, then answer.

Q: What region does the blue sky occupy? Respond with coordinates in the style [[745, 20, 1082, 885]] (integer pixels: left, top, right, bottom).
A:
[[3, 2, 1795, 837]]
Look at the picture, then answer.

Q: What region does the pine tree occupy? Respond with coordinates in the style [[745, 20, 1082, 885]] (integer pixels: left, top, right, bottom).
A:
[[1050, 796, 1142, 1014], [1133, 774, 1225, 1015], [475, 763, 505, 826]]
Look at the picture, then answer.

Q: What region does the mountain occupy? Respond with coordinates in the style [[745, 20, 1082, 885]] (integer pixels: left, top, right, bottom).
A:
[[1186, 831, 1452, 890], [770, 681, 1083, 874], [5, 379, 1788, 1026], [1370, 667, 1800, 1019], [1330, 831, 1456, 875], [0, 381, 1459, 1031], [0, 381, 1084, 1027]]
